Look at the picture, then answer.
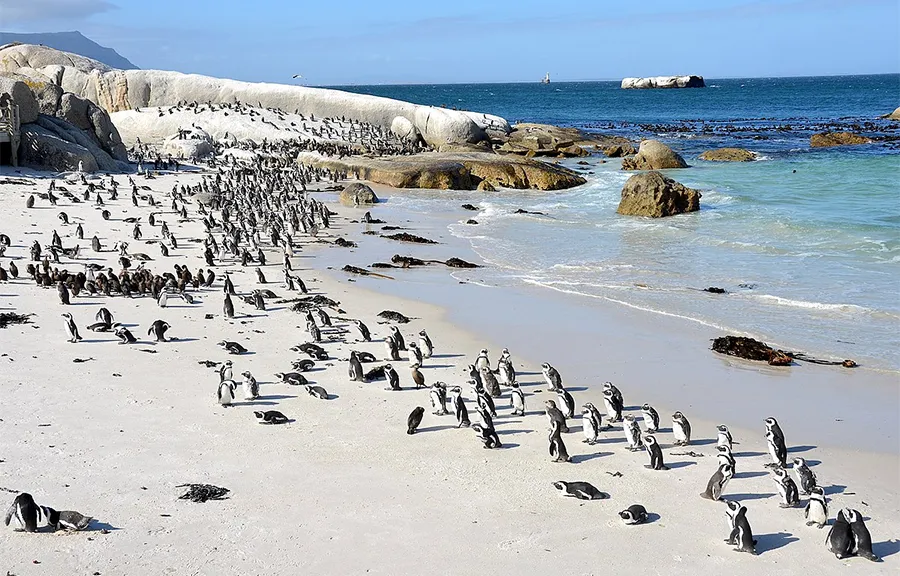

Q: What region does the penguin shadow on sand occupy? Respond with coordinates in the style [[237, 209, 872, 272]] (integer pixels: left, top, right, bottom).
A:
[[570, 451, 613, 464], [664, 460, 697, 470], [688, 437, 718, 446], [724, 492, 777, 502], [411, 424, 457, 434], [823, 484, 846, 496], [732, 470, 768, 479], [873, 539, 900, 560], [430, 353, 464, 359], [733, 451, 766, 457], [85, 520, 120, 532], [787, 445, 817, 453], [754, 531, 799, 555]]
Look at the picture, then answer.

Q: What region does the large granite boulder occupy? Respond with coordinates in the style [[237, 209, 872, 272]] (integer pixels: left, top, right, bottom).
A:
[[19, 114, 128, 173], [699, 147, 757, 162], [621, 76, 705, 89], [617, 171, 701, 218], [340, 182, 379, 206], [810, 132, 872, 148], [0, 71, 39, 123], [603, 143, 637, 158], [390, 115, 422, 145], [462, 111, 512, 141], [622, 139, 688, 170], [0, 43, 497, 149], [162, 126, 213, 158], [297, 151, 586, 191]]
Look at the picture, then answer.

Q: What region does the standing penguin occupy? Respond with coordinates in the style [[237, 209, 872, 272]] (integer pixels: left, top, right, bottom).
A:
[[407, 406, 425, 435], [241, 371, 259, 400], [61, 313, 81, 343], [217, 380, 236, 407], [641, 403, 660, 433], [602, 388, 624, 423], [845, 508, 880, 561], [717, 445, 737, 474], [826, 509, 855, 559], [219, 360, 234, 382], [480, 366, 501, 398], [701, 463, 734, 501], [622, 415, 644, 451], [224, 293, 235, 318], [408, 341, 423, 367], [354, 319, 371, 342], [509, 382, 526, 416], [548, 418, 571, 463], [765, 428, 788, 469], [474, 349, 490, 371], [544, 400, 569, 434], [450, 386, 470, 427], [497, 352, 516, 386], [804, 486, 828, 529], [724, 500, 757, 554], [58, 281, 71, 305], [672, 411, 692, 446], [644, 435, 668, 470], [315, 308, 332, 327], [148, 320, 170, 342], [385, 334, 400, 361], [581, 403, 603, 444], [418, 330, 433, 358], [716, 424, 733, 450], [430, 382, 448, 415], [384, 364, 400, 391], [348, 351, 365, 382], [389, 326, 405, 351], [792, 457, 817, 494], [541, 362, 562, 391], [772, 467, 800, 508], [556, 387, 575, 419], [4, 493, 57, 532], [114, 325, 137, 344]]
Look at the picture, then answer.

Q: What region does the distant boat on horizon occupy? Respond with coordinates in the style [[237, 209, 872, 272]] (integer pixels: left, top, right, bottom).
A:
[[541, 72, 551, 84]]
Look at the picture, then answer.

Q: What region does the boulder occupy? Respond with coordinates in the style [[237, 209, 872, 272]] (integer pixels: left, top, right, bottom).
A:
[[810, 132, 872, 148], [20, 123, 99, 172], [461, 111, 512, 140], [558, 144, 589, 157], [297, 150, 586, 191], [698, 147, 757, 162], [617, 171, 700, 218], [621, 76, 705, 89], [603, 144, 637, 158], [621, 139, 688, 170], [477, 180, 496, 191], [162, 126, 214, 158], [340, 182, 379, 206], [883, 107, 900, 120], [0, 71, 39, 123], [390, 115, 422, 145], [501, 123, 632, 157]]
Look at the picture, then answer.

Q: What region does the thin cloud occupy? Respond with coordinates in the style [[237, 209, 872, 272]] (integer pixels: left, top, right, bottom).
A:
[[0, 0, 117, 25]]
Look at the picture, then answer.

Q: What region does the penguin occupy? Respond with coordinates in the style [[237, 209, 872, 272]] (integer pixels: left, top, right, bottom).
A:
[[581, 404, 601, 444], [407, 406, 425, 434], [430, 382, 448, 415], [724, 500, 757, 554], [293, 359, 316, 372], [315, 308, 332, 327], [701, 463, 734, 501], [75, 223, 84, 240], [92, 236, 101, 252], [844, 508, 880, 561], [548, 418, 571, 463], [602, 388, 624, 423], [509, 382, 526, 416], [717, 444, 736, 474], [148, 320, 170, 342], [96, 307, 114, 327], [307, 320, 320, 342], [716, 424, 733, 450], [765, 416, 785, 444], [56, 510, 93, 531], [410, 364, 426, 389], [792, 457, 817, 494], [58, 281, 70, 305], [474, 349, 490, 371], [157, 291, 168, 308], [255, 267, 267, 284], [541, 362, 562, 390], [61, 312, 81, 343], [544, 400, 569, 433], [826, 508, 855, 559], [556, 387, 575, 419], [354, 319, 371, 342], [217, 380, 236, 407], [254, 410, 289, 424], [480, 366, 500, 398], [765, 428, 788, 468], [385, 334, 400, 361], [475, 382, 497, 417], [772, 467, 800, 508], [389, 326, 405, 351], [384, 364, 401, 391], [641, 403, 660, 432], [276, 372, 308, 386], [552, 481, 608, 500], [644, 434, 668, 470], [602, 381, 624, 407], [347, 351, 365, 382], [114, 325, 137, 344], [672, 411, 692, 446], [223, 293, 235, 318], [804, 486, 828, 528], [497, 354, 515, 386], [622, 415, 644, 451], [219, 340, 248, 355], [26, 194, 35, 208], [306, 384, 329, 399], [619, 504, 648, 525], [450, 386, 470, 427], [473, 422, 502, 449], [241, 371, 259, 400], [4, 493, 57, 532], [408, 341, 423, 367], [418, 330, 433, 358], [255, 292, 267, 312], [219, 360, 234, 382]]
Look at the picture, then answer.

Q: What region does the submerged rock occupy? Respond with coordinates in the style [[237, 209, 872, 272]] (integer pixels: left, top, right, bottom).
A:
[[382, 232, 438, 244], [810, 132, 873, 148], [621, 140, 688, 170], [616, 171, 700, 218], [698, 148, 757, 162]]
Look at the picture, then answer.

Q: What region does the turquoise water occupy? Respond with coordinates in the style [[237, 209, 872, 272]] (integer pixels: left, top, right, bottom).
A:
[[340, 76, 900, 369]]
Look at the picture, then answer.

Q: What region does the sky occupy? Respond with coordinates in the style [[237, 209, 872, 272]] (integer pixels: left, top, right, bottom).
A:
[[0, 0, 898, 85]]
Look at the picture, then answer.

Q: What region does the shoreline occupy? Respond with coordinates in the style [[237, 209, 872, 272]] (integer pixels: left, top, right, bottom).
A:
[[0, 167, 897, 574]]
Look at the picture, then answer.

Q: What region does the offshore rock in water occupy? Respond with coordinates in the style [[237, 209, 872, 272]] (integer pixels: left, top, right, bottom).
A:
[[621, 140, 688, 170], [340, 183, 379, 206], [810, 132, 873, 148], [698, 148, 757, 162], [620, 75, 705, 89], [617, 171, 700, 218]]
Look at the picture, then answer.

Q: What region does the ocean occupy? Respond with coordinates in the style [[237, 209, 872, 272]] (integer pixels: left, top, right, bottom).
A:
[[336, 75, 900, 371]]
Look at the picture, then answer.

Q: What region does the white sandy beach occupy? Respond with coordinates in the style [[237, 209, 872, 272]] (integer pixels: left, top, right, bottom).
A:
[[0, 166, 897, 576]]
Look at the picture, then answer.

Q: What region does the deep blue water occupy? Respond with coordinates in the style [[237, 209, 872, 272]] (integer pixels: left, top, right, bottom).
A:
[[336, 76, 900, 370]]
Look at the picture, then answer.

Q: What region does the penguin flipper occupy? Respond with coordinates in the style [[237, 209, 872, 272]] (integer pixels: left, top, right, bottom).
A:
[[4, 499, 15, 526]]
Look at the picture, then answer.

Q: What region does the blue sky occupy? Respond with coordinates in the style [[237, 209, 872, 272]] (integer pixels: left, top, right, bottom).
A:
[[1, 0, 897, 85]]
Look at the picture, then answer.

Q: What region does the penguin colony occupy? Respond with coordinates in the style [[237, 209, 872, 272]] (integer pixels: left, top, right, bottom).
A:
[[0, 151, 883, 565]]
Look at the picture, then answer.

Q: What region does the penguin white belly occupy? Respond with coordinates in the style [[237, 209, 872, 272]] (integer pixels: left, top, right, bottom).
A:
[[807, 501, 827, 526], [242, 382, 254, 400], [767, 441, 780, 463], [673, 425, 686, 442]]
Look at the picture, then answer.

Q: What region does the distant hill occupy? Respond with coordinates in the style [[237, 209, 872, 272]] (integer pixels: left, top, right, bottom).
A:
[[0, 31, 137, 69]]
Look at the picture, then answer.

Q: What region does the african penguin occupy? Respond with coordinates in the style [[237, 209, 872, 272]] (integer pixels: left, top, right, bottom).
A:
[[771, 466, 800, 508], [804, 486, 828, 529], [622, 415, 644, 451], [644, 434, 668, 470], [450, 386, 471, 427], [407, 406, 425, 435], [724, 500, 757, 554], [701, 463, 734, 501], [509, 382, 526, 416], [619, 504, 648, 525], [640, 403, 660, 432], [552, 481, 608, 500], [672, 411, 692, 446]]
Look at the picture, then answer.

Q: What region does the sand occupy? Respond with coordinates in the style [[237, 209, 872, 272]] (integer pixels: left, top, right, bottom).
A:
[[0, 166, 897, 575]]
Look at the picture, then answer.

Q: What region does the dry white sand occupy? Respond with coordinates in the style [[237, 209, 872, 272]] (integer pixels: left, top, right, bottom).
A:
[[0, 167, 897, 575]]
